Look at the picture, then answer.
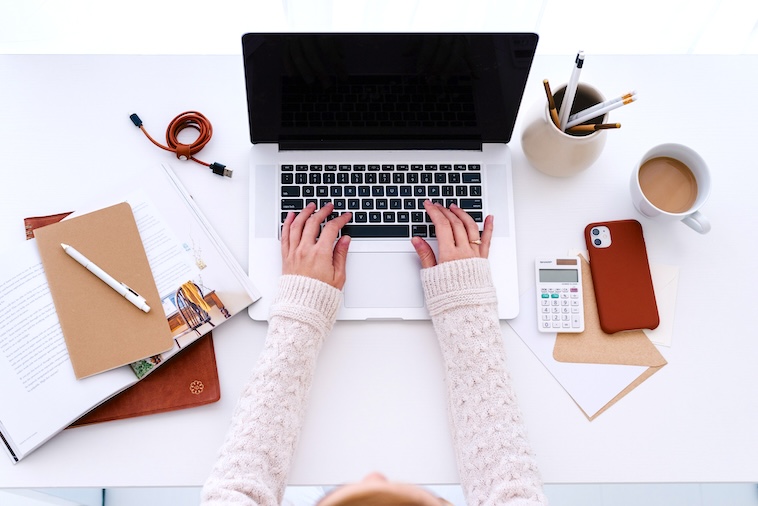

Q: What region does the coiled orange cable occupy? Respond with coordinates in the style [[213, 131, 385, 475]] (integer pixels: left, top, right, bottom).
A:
[[136, 111, 214, 166]]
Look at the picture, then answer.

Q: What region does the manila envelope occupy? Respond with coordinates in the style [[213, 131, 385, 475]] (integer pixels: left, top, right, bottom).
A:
[[553, 255, 667, 420]]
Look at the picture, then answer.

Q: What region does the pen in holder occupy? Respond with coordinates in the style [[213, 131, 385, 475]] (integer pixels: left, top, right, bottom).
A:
[[521, 83, 608, 177]]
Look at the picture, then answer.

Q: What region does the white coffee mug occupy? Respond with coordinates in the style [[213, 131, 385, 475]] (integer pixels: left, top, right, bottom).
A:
[[630, 143, 711, 234]]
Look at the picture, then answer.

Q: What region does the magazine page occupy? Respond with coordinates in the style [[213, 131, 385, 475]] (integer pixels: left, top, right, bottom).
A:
[[0, 240, 138, 462]]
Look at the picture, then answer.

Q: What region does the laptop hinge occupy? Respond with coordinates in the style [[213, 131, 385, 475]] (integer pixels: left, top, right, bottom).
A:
[[276, 138, 483, 151]]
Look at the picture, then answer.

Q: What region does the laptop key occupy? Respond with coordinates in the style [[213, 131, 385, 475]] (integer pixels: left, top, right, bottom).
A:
[[281, 199, 305, 210], [281, 186, 300, 197], [342, 225, 410, 238], [460, 198, 483, 209]]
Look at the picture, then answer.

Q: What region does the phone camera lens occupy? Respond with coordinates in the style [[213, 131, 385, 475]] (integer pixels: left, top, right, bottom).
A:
[[594, 238, 602, 246], [591, 228, 600, 236]]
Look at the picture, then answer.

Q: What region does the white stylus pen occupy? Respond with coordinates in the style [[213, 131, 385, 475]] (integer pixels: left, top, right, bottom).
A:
[[61, 243, 151, 313]]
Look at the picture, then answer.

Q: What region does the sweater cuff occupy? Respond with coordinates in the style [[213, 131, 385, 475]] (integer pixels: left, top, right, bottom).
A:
[[269, 275, 343, 328], [420, 258, 498, 316]]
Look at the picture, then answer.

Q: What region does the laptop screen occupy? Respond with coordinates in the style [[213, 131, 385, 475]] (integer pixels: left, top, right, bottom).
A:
[[241, 33, 538, 150]]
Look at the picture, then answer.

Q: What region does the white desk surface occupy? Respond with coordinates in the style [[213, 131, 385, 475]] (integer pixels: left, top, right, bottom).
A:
[[0, 54, 756, 488]]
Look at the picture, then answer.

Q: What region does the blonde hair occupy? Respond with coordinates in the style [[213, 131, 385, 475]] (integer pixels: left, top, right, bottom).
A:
[[318, 487, 452, 506]]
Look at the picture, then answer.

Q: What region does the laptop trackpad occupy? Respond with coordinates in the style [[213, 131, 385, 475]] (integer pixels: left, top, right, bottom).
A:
[[344, 252, 424, 309]]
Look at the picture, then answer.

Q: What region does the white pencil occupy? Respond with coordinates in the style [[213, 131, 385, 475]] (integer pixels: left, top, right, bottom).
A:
[[557, 51, 585, 131], [568, 91, 635, 123], [564, 95, 637, 130]]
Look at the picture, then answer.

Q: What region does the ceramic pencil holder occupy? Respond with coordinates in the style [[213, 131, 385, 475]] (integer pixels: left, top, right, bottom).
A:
[[520, 83, 608, 177]]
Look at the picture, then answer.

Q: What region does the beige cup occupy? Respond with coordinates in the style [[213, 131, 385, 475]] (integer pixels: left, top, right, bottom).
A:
[[630, 143, 712, 234], [520, 83, 608, 177]]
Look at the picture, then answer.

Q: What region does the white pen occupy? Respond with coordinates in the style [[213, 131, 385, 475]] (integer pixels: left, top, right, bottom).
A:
[[564, 95, 637, 130], [568, 90, 636, 123], [61, 243, 151, 313], [558, 51, 584, 131]]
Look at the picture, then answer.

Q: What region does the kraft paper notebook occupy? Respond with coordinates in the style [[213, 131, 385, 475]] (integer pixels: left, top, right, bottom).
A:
[[553, 255, 667, 420], [25, 212, 221, 427], [34, 202, 174, 379]]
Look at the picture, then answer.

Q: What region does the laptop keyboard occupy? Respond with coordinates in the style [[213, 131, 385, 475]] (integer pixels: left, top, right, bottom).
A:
[[280, 163, 484, 238]]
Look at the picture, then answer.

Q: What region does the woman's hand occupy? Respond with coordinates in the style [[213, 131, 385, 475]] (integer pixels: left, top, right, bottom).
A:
[[411, 200, 493, 268], [281, 203, 352, 289]]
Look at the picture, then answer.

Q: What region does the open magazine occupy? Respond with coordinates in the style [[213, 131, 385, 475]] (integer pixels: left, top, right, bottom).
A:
[[0, 163, 260, 462]]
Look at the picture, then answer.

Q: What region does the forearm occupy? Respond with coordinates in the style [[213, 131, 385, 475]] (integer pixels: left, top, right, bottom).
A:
[[422, 259, 547, 506], [201, 275, 342, 506]]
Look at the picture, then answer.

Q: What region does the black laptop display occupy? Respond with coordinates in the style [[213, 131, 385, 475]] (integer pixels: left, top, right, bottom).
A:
[[242, 33, 538, 150]]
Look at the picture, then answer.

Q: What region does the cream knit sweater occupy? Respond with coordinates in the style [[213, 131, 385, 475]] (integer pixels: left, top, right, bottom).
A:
[[201, 258, 547, 505]]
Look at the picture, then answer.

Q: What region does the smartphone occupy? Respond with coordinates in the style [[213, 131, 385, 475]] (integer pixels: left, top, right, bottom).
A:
[[584, 219, 659, 334]]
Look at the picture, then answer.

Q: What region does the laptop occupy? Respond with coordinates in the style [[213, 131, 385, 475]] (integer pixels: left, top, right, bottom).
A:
[[243, 33, 538, 321]]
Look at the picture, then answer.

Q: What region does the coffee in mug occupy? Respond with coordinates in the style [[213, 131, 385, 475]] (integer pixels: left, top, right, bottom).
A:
[[630, 143, 711, 234], [637, 156, 698, 214]]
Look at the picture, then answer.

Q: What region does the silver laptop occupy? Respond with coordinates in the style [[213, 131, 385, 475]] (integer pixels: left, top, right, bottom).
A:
[[243, 33, 538, 321]]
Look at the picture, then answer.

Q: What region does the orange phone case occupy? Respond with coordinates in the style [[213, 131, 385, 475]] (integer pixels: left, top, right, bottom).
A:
[[584, 219, 659, 334]]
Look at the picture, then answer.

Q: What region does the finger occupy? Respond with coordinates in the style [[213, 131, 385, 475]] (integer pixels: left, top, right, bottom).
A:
[[423, 200, 453, 243], [411, 236, 437, 269], [479, 215, 494, 258], [302, 203, 334, 242], [436, 204, 469, 246], [331, 235, 352, 289], [281, 211, 295, 258], [289, 203, 317, 248], [319, 211, 352, 246], [449, 204, 481, 245]]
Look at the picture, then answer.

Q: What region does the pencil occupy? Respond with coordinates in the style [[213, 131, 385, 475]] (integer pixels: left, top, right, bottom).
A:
[[568, 91, 635, 123], [558, 51, 585, 131], [566, 123, 621, 133], [564, 95, 637, 130], [543, 79, 560, 128]]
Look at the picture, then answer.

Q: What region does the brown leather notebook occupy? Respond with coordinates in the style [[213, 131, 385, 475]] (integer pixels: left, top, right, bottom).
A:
[[71, 334, 219, 426], [24, 213, 221, 426]]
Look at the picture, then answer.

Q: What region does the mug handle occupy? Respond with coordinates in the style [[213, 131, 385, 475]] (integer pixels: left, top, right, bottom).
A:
[[682, 210, 711, 234]]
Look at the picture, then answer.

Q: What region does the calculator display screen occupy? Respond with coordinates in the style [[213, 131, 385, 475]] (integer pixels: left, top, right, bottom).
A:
[[539, 269, 578, 283]]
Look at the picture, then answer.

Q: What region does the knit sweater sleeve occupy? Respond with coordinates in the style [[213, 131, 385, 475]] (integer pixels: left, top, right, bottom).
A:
[[200, 275, 342, 506], [421, 258, 548, 506]]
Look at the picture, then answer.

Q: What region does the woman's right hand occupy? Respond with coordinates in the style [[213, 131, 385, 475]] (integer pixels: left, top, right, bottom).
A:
[[281, 203, 352, 289], [411, 200, 493, 268]]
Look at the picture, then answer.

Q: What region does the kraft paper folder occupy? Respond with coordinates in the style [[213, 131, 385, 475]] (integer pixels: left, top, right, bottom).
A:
[[34, 202, 174, 379], [554, 255, 667, 420]]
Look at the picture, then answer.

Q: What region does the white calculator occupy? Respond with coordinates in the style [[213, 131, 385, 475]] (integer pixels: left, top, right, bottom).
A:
[[535, 257, 584, 333]]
